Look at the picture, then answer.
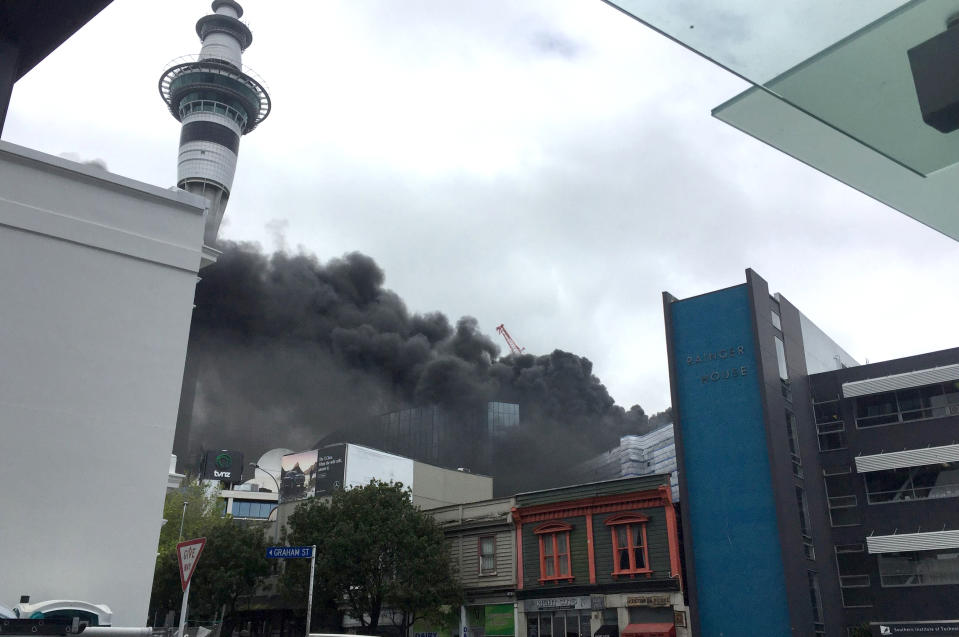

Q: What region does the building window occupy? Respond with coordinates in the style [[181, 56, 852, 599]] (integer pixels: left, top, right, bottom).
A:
[[771, 310, 782, 331], [479, 535, 496, 575], [812, 398, 846, 451], [814, 399, 842, 424], [526, 611, 591, 637], [605, 514, 651, 576], [817, 421, 846, 451], [835, 544, 872, 608], [878, 549, 959, 586], [795, 487, 815, 560], [534, 522, 573, 582], [863, 462, 959, 504], [825, 474, 861, 527], [856, 381, 959, 428], [229, 500, 275, 519], [823, 464, 852, 476], [774, 336, 789, 381], [785, 410, 803, 478], [807, 571, 825, 636]]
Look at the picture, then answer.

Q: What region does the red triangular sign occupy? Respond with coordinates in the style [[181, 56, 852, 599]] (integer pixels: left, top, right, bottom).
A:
[[176, 537, 206, 591]]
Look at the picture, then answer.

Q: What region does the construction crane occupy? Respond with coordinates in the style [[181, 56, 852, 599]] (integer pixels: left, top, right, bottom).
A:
[[495, 324, 526, 355]]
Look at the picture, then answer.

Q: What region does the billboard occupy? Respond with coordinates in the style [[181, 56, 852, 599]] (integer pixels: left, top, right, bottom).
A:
[[280, 449, 318, 503], [314, 444, 346, 496], [203, 450, 244, 483], [344, 444, 414, 491]]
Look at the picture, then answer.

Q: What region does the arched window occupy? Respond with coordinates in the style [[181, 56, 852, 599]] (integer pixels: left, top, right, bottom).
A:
[[606, 514, 651, 576], [534, 522, 574, 583]]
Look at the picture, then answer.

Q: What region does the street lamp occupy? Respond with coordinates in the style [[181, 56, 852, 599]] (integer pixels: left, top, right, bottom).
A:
[[250, 462, 280, 544], [178, 500, 189, 542]]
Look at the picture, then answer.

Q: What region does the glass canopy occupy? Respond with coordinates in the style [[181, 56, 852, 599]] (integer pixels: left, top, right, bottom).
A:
[[604, 0, 959, 241]]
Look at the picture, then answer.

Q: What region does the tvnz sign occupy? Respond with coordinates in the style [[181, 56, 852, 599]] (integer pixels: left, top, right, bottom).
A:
[[204, 450, 244, 483]]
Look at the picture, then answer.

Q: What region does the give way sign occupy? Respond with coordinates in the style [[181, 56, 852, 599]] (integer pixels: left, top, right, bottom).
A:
[[176, 537, 206, 591]]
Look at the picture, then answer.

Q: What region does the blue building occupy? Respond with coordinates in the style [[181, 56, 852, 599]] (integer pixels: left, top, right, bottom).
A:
[[664, 269, 959, 637]]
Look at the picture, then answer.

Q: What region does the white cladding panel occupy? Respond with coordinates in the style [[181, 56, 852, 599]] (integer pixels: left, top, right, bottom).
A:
[[843, 364, 959, 398], [344, 444, 415, 490], [0, 142, 206, 626], [856, 444, 959, 473], [177, 141, 238, 191], [199, 32, 242, 68], [867, 530, 959, 554]]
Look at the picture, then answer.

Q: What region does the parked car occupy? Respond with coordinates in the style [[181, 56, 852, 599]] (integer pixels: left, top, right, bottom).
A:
[[12, 599, 112, 626]]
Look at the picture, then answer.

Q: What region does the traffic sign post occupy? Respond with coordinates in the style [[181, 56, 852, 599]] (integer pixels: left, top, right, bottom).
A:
[[265, 546, 316, 637], [176, 538, 207, 637], [305, 545, 316, 637]]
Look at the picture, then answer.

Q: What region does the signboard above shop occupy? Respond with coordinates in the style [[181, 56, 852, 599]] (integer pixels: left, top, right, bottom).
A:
[[626, 595, 671, 608], [523, 596, 592, 612]]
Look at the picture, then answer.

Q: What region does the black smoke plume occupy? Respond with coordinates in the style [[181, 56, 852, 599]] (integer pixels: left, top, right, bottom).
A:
[[179, 242, 666, 494]]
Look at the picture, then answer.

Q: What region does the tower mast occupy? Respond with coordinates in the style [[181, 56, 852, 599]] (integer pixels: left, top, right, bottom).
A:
[[159, 1, 271, 248]]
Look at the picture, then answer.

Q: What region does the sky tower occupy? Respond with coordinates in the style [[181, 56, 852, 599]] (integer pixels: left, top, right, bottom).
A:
[[159, 0, 270, 246]]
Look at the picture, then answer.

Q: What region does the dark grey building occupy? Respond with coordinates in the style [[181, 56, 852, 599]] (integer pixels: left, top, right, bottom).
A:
[[318, 401, 520, 475], [809, 349, 959, 636], [663, 269, 959, 637]]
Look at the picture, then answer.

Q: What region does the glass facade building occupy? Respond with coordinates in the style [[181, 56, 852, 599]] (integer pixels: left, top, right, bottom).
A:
[[319, 401, 520, 476]]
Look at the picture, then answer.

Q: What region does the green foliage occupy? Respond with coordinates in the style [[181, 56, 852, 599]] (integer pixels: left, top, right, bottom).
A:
[[284, 481, 462, 633], [150, 479, 270, 632], [848, 623, 872, 637]]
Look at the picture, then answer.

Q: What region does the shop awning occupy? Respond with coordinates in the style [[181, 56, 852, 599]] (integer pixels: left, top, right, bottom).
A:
[[622, 623, 676, 637], [594, 624, 620, 637]]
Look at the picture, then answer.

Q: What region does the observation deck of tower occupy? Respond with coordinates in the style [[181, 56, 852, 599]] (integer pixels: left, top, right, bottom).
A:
[[159, 0, 270, 247]]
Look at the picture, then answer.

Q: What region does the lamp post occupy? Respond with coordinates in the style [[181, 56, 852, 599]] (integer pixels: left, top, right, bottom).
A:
[[178, 500, 189, 542], [250, 462, 280, 544]]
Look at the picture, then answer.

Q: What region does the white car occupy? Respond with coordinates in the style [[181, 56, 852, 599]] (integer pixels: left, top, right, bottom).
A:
[[12, 600, 112, 626]]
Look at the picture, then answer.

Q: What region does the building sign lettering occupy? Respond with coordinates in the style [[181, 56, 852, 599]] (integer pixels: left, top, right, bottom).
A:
[[626, 595, 671, 608], [524, 596, 591, 611], [684, 344, 748, 385], [872, 622, 959, 636], [686, 346, 745, 366]]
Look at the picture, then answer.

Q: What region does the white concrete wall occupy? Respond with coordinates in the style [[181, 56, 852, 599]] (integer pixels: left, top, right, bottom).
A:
[[411, 462, 493, 509], [0, 142, 207, 625]]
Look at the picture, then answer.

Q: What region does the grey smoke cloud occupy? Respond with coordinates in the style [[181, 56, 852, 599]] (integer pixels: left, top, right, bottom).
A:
[[58, 152, 108, 171]]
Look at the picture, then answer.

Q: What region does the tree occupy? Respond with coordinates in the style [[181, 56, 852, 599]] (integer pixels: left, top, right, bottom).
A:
[[284, 481, 462, 634], [149, 479, 270, 635], [848, 623, 872, 637]]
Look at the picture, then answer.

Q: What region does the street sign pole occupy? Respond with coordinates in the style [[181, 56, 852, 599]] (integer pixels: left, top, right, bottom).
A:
[[178, 579, 191, 637], [305, 545, 316, 637], [175, 537, 206, 637]]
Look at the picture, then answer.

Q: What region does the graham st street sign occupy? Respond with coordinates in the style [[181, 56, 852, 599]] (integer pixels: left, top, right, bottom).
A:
[[266, 546, 314, 559]]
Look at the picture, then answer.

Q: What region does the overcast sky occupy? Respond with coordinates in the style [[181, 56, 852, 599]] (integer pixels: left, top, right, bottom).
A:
[[5, 0, 958, 413]]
